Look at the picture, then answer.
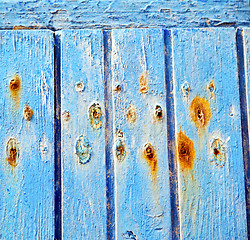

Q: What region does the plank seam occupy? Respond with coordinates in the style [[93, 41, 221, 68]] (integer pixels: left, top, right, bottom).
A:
[[236, 28, 250, 239], [164, 29, 180, 240]]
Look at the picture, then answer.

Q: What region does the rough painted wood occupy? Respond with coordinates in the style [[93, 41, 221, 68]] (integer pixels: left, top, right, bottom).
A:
[[241, 27, 250, 237], [0, 0, 249, 30], [60, 29, 107, 239], [172, 28, 247, 239], [0, 30, 54, 239], [112, 28, 172, 239]]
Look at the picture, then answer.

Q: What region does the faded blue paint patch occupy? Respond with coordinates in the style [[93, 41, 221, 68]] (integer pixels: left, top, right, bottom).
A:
[[0, 0, 249, 29], [75, 135, 91, 164]]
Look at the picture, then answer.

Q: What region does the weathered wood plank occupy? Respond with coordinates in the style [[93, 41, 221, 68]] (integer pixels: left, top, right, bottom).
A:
[[0, 30, 54, 239], [0, 0, 249, 30], [111, 28, 172, 239], [60, 29, 107, 239], [172, 28, 247, 239], [240, 27, 250, 238]]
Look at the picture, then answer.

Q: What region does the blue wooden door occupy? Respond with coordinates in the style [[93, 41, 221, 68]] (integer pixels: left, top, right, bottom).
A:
[[0, 27, 249, 239]]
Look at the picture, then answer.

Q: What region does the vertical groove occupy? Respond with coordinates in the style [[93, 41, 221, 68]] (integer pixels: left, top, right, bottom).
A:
[[104, 30, 115, 240], [164, 29, 180, 240], [54, 32, 62, 240], [236, 28, 250, 239]]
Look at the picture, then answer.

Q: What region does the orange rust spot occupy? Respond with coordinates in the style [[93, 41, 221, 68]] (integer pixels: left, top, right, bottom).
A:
[[139, 73, 149, 93], [143, 143, 157, 182], [189, 96, 211, 129], [9, 75, 21, 106], [23, 104, 33, 121], [177, 130, 195, 171], [6, 138, 19, 167], [7, 148, 17, 167]]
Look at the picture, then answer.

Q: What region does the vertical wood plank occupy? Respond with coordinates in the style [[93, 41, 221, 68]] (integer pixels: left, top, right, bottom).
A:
[[172, 28, 247, 239], [0, 30, 54, 239], [111, 29, 172, 239], [239, 27, 250, 238], [60, 30, 107, 239]]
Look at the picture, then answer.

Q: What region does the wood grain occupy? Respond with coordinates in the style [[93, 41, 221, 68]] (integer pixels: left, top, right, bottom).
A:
[[111, 28, 172, 239], [60, 29, 107, 239], [172, 28, 247, 239], [0, 30, 54, 239]]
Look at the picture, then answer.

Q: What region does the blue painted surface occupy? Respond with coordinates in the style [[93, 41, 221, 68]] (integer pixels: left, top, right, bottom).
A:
[[111, 28, 172, 239], [0, 0, 249, 29], [60, 29, 107, 239], [172, 28, 247, 239], [0, 30, 54, 239]]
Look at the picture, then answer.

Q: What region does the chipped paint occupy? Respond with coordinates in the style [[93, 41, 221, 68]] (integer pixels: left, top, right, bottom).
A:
[[75, 135, 91, 164]]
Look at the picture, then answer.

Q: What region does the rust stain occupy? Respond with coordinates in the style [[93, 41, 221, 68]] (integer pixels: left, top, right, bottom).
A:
[[13, 26, 37, 30], [139, 72, 149, 93], [143, 143, 157, 182], [189, 96, 211, 129], [126, 104, 137, 123], [23, 104, 33, 121], [9, 75, 21, 107], [207, 80, 215, 93], [6, 138, 19, 167], [177, 130, 195, 171]]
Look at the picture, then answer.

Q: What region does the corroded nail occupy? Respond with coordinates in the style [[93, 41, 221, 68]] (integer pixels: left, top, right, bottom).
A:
[[189, 96, 211, 129], [115, 138, 126, 162], [9, 75, 21, 92], [75, 82, 85, 92], [23, 104, 33, 121], [139, 72, 149, 94], [181, 81, 190, 96], [75, 135, 91, 164], [6, 138, 20, 167], [113, 82, 122, 92], [62, 110, 71, 121], [89, 103, 102, 129], [155, 105, 163, 120], [127, 105, 137, 123], [211, 138, 225, 167]]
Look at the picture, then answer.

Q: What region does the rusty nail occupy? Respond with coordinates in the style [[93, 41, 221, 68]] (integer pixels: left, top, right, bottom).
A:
[[155, 105, 163, 119], [6, 138, 20, 167], [89, 103, 102, 129], [75, 81, 85, 92], [9, 75, 21, 92], [115, 139, 126, 162], [23, 104, 33, 121], [127, 105, 137, 123], [113, 82, 122, 92], [62, 110, 71, 121], [211, 138, 225, 167]]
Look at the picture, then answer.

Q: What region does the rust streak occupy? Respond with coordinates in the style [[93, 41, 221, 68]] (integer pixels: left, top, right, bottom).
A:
[[143, 143, 157, 182], [177, 130, 195, 171], [139, 72, 149, 93]]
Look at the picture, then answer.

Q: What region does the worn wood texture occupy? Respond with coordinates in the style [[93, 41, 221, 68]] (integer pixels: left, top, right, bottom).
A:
[[172, 28, 247, 239], [241, 27, 250, 238], [111, 28, 172, 239], [0, 30, 54, 239], [0, 0, 249, 30], [60, 29, 107, 239]]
